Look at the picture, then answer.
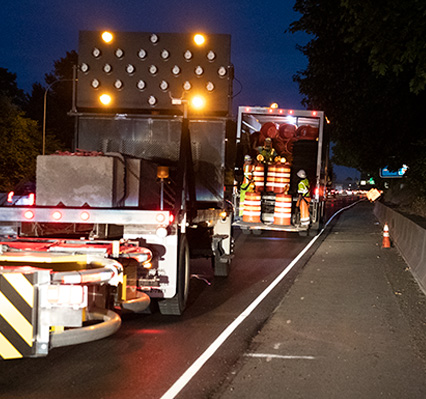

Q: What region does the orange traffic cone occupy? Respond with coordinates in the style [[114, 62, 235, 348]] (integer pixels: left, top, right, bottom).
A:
[[382, 223, 391, 248]]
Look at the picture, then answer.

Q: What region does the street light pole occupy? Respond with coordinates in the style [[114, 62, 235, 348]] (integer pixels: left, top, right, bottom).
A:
[[42, 77, 74, 155]]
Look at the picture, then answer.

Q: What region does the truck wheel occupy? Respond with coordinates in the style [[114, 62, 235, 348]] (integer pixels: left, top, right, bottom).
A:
[[158, 235, 190, 316]]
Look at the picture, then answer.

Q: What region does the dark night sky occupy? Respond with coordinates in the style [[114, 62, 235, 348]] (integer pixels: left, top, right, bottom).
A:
[[0, 0, 359, 181]]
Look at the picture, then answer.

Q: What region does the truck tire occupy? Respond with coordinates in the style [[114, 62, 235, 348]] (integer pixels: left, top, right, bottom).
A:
[[158, 235, 190, 316]]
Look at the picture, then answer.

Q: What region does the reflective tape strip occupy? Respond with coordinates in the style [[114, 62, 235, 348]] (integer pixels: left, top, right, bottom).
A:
[[0, 332, 22, 359], [275, 202, 292, 209], [0, 291, 33, 346], [243, 210, 261, 216], [244, 200, 261, 206], [3, 273, 34, 307]]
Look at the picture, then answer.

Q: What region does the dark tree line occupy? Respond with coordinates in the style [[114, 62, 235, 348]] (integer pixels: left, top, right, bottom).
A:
[[0, 51, 76, 190], [289, 0, 426, 193]]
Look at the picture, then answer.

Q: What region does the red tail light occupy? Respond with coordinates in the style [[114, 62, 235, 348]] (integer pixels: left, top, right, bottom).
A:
[[28, 193, 35, 206], [24, 210, 35, 220], [7, 191, 14, 203]]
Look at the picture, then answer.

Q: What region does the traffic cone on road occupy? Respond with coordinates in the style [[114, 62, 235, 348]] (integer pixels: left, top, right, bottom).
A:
[[382, 223, 391, 248]]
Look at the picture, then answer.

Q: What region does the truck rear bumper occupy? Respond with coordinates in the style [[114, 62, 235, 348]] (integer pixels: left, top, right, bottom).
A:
[[233, 220, 308, 233]]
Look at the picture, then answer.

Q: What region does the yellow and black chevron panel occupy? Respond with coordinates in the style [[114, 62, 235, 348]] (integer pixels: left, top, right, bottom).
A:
[[0, 271, 36, 359]]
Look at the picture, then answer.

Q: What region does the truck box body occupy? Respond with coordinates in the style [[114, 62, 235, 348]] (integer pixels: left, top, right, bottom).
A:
[[234, 106, 328, 232]]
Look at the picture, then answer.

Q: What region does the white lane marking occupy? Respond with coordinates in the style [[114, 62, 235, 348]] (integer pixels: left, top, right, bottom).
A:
[[160, 200, 361, 399], [245, 353, 315, 360]]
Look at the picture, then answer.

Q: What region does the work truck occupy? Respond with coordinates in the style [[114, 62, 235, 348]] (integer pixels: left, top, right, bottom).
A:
[[0, 30, 234, 359], [233, 106, 328, 234]]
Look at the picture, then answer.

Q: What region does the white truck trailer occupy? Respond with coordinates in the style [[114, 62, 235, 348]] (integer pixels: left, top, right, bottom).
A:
[[0, 30, 234, 359]]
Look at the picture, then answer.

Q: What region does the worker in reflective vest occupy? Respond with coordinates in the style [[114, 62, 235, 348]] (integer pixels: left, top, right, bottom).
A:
[[296, 169, 311, 227], [239, 155, 255, 216], [256, 137, 277, 165]]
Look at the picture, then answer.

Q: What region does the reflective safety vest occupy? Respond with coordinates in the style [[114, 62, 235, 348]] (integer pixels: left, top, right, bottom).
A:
[[298, 178, 310, 197], [242, 163, 255, 190]]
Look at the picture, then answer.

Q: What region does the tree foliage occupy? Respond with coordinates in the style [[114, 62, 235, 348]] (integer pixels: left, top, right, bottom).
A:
[[289, 0, 426, 187], [0, 96, 39, 191]]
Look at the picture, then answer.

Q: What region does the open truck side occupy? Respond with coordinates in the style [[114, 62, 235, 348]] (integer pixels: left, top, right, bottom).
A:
[[233, 106, 328, 234]]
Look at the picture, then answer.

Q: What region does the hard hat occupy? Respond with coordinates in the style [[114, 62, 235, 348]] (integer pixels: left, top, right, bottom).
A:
[[297, 169, 307, 179], [244, 155, 252, 162]]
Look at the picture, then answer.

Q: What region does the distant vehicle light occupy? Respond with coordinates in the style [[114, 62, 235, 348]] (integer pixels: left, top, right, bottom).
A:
[[169, 214, 175, 224], [28, 193, 35, 206], [7, 191, 14, 203], [270, 103, 278, 109], [102, 31, 113, 43], [312, 111, 317, 116]]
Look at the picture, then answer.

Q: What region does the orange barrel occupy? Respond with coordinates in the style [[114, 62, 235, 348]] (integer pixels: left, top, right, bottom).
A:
[[274, 165, 291, 194], [242, 192, 261, 223], [273, 194, 292, 225], [266, 165, 277, 192], [253, 164, 265, 192], [296, 125, 319, 140], [278, 123, 296, 139]]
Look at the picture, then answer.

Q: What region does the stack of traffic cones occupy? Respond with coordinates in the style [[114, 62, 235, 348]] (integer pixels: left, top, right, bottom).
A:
[[382, 223, 391, 248]]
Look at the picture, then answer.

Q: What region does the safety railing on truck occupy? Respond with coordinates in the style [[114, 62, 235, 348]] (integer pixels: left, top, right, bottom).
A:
[[0, 244, 151, 360]]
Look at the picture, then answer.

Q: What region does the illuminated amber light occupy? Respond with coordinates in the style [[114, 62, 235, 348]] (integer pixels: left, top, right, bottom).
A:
[[194, 34, 205, 45], [102, 31, 113, 43], [99, 94, 112, 105], [191, 96, 205, 109], [270, 103, 278, 109]]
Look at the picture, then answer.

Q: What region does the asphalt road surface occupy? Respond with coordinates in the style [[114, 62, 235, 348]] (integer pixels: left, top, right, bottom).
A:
[[0, 197, 354, 399]]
